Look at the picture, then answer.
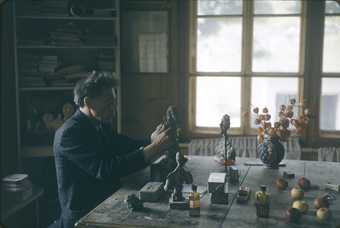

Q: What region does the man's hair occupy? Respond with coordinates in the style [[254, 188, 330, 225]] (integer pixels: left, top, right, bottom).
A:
[[73, 71, 117, 107]]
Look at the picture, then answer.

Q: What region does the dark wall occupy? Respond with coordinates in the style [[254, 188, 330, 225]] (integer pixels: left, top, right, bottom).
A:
[[1, 0, 19, 177]]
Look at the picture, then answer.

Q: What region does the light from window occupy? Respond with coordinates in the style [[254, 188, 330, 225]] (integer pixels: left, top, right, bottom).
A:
[[252, 17, 300, 72], [197, 18, 242, 72], [325, 0, 340, 14], [198, 0, 242, 15], [196, 77, 241, 128], [320, 78, 340, 131], [251, 77, 299, 128], [254, 0, 301, 15], [323, 16, 340, 73]]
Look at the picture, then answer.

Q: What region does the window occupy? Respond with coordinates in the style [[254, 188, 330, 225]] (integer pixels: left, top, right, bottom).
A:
[[190, 0, 303, 134], [320, 1, 340, 132], [193, 0, 243, 131]]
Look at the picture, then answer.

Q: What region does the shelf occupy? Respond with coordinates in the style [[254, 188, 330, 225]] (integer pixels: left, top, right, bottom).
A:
[[18, 45, 116, 49], [17, 16, 116, 21], [22, 146, 54, 158], [15, 0, 121, 161], [20, 86, 74, 91]]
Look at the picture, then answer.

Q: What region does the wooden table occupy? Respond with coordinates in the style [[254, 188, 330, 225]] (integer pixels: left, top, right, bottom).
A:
[[75, 156, 340, 228]]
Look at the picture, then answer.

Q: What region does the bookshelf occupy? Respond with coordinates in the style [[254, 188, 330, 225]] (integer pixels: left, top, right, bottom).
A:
[[13, 0, 121, 159]]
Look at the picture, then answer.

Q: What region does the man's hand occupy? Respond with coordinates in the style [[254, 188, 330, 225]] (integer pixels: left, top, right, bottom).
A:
[[151, 127, 174, 152], [150, 124, 164, 143], [143, 127, 174, 163]]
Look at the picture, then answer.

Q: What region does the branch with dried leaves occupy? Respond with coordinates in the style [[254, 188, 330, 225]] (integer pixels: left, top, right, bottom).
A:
[[253, 98, 311, 143]]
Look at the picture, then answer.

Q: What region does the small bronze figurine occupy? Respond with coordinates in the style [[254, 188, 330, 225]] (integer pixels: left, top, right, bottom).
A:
[[126, 194, 144, 211]]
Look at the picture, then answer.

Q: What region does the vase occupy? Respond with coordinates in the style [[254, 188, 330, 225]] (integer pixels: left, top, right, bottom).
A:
[[258, 135, 285, 169]]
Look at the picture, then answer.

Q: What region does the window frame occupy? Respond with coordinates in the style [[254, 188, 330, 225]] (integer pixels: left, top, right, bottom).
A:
[[188, 0, 306, 137], [319, 1, 340, 138]]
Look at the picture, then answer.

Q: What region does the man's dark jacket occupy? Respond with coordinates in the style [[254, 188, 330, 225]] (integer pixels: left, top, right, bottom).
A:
[[53, 110, 148, 228]]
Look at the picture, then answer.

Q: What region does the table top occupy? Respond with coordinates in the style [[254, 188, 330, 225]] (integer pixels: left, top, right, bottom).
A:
[[75, 156, 340, 228]]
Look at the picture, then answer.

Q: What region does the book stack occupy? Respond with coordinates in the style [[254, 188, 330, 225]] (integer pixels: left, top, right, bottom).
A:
[[20, 54, 46, 87], [85, 34, 114, 46], [39, 0, 69, 16], [96, 51, 114, 71], [2, 174, 33, 202], [17, 0, 68, 16], [48, 22, 84, 46], [39, 55, 59, 85], [92, 8, 116, 17], [55, 64, 89, 84], [39, 55, 58, 73]]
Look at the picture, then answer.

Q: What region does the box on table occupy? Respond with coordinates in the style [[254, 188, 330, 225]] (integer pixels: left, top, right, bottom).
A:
[[139, 182, 164, 202], [208, 172, 226, 193]]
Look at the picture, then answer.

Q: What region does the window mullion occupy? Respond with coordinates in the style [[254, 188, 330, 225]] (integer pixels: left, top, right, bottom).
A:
[[303, 0, 325, 146], [242, 0, 253, 135], [189, 0, 197, 74]]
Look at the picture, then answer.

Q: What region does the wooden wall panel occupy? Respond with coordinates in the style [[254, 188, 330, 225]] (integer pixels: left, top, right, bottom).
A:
[[122, 76, 178, 139], [121, 0, 183, 139]]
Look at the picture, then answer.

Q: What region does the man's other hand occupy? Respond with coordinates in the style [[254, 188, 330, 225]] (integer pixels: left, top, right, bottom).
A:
[[143, 127, 174, 163], [150, 124, 164, 143]]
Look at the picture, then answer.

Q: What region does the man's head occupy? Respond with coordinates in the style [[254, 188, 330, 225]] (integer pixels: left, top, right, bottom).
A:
[[74, 71, 118, 122]]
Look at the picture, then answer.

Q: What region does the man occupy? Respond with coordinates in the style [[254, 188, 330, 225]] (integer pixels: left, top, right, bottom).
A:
[[53, 71, 173, 228]]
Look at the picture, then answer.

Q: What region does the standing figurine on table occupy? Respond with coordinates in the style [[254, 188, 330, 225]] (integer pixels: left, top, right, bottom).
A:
[[220, 114, 236, 166], [151, 106, 189, 182], [164, 152, 193, 205]]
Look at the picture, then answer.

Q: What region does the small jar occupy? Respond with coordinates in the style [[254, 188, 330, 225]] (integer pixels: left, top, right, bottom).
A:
[[255, 185, 270, 218], [189, 184, 200, 217]]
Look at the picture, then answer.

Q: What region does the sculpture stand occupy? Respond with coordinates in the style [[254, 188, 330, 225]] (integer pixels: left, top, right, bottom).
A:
[[169, 197, 189, 210]]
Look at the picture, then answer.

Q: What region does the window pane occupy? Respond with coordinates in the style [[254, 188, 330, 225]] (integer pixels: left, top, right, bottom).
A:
[[198, 0, 242, 15], [253, 17, 300, 72], [254, 0, 301, 15], [320, 78, 340, 131], [325, 0, 340, 14], [197, 18, 242, 72], [323, 17, 340, 73], [196, 77, 241, 127], [251, 77, 299, 128]]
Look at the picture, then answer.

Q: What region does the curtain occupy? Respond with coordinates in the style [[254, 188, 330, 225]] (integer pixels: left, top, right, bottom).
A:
[[1, 0, 18, 177], [318, 147, 340, 162], [189, 136, 259, 157], [188, 136, 302, 160]]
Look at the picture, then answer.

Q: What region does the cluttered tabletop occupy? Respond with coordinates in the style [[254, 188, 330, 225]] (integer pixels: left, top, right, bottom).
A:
[[75, 156, 340, 228]]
